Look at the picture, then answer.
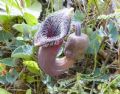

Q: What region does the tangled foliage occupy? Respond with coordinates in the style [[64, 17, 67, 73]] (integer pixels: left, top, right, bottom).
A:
[[0, 0, 120, 94]]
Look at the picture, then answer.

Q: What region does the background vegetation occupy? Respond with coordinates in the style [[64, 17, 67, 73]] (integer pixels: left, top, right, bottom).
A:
[[0, 0, 120, 94]]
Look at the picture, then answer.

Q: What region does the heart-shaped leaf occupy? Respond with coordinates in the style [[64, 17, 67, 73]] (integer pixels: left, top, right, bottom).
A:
[[1, 58, 15, 67], [11, 45, 33, 60], [6, 69, 19, 84], [13, 23, 32, 33]]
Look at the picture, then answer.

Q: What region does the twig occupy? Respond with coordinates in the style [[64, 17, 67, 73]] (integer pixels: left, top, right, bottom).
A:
[[90, 81, 95, 94]]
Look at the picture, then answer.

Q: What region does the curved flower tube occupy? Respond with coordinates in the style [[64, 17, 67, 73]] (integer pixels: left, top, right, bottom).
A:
[[34, 8, 89, 77]]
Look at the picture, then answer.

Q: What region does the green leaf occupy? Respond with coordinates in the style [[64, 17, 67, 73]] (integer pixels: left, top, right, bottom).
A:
[[0, 76, 8, 84], [11, 45, 33, 60], [0, 30, 13, 42], [12, 24, 24, 33], [93, 68, 101, 77], [1, 58, 15, 67], [14, 40, 25, 47], [107, 23, 119, 42], [13, 23, 32, 33], [73, 10, 85, 21], [26, 75, 35, 83], [20, 73, 36, 83], [13, 23, 33, 41], [99, 74, 110, 82], [5, 4, 10, 14], [0, 63, 6, 73], [25, 0, 31, 7], [0, 15, 11, 24], [23, 12, 38, 25], [87, 31, 102, 54], [87, 38, 100, 54], [13, 23, 39, 39], [6, 69, 19, 84], [26, 89, 31, 94], [0, 88, 11, 94], [110, 75, 120, 87], [23, 61, 40, 74]]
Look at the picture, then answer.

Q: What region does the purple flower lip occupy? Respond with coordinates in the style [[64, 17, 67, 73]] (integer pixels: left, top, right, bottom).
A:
[[34, 8, 74, 47]]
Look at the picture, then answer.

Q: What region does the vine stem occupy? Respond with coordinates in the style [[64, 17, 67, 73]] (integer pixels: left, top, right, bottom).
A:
[[103, 75, 120, 93]]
